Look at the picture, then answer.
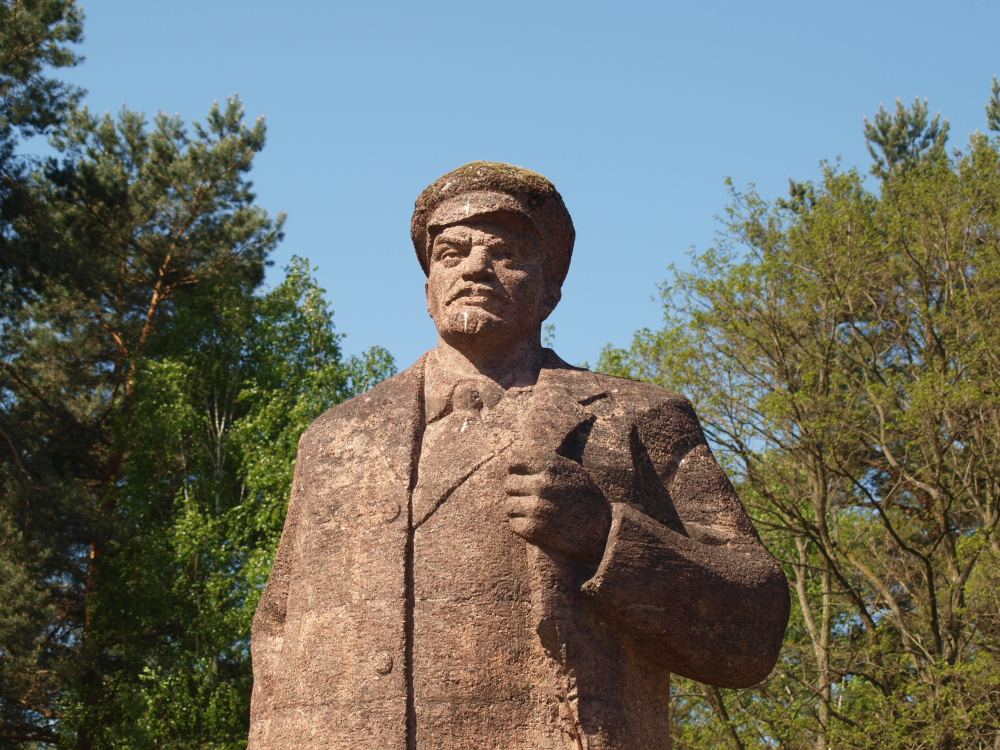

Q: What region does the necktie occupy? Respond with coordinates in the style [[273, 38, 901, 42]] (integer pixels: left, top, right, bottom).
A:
[[427, 378, 503, 424]]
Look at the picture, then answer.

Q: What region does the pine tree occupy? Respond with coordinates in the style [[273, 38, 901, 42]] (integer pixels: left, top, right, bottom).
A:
[[0, 0, 83, 300], [0, 92, 396, 747], [863, 96, 950, 179]]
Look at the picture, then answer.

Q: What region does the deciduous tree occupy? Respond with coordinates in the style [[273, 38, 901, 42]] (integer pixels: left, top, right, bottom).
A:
[[601, 88, 1000, 750]]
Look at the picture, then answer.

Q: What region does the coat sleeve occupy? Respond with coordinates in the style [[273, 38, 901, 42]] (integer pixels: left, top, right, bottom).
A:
[[581, 391, 790, 688], [248, 429, 312, 742]]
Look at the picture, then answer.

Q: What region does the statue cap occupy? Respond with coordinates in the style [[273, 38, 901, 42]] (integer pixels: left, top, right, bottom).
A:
[[411, 161, 575, 285]]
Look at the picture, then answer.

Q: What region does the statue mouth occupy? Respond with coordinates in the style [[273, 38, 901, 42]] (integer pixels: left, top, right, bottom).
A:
[[449, 286, 502, 305]]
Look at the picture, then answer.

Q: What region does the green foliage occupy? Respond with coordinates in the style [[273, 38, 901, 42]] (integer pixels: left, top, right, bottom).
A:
[[864, 96, 950, 179], [987, 76, 1000, 133], [0, 0, 81, 140], [775, 178, 816, 215], [0, 8, 398, 745], [72, 258, 394, 749], [0, 69, 397, 746], [0, 0, 83, 282], [601, 90, 1000, 749], [0, 93, 282, 746]]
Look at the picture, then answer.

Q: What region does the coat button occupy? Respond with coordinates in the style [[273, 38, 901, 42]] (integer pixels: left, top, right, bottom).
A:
[[374, 652, 393, 674]]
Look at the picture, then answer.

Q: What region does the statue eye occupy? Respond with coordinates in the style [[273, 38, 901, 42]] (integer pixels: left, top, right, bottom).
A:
[[435, 244, 465, 263]]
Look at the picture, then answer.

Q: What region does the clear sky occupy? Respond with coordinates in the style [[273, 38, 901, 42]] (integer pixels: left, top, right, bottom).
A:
[[58, 0, 1000, 369]]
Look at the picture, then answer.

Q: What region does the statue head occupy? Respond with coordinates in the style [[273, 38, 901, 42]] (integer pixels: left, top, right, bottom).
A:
[[412, 162, 575, 351]]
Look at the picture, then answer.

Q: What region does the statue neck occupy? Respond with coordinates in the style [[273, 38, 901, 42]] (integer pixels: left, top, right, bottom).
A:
[[432, 335, 544, 389]]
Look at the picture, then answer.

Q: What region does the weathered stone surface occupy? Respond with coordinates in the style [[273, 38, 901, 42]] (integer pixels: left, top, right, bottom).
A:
[[248, 162, 790, 749]]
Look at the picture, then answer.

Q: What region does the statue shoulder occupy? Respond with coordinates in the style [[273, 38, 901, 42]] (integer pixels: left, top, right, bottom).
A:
[[540, 351, 698, 427], [298, 359, 426, 454], [586, 372, 708, 466], [590, 371, 697, 419]]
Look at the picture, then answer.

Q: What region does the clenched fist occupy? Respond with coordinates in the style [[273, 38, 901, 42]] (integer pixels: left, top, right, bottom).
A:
[[504, 451, 612, 565]]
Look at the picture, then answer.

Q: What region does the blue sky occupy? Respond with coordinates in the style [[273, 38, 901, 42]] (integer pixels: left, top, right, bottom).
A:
[[60, 0, 1000, 369]]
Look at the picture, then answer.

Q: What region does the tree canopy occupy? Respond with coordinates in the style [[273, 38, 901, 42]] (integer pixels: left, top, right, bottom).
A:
[[0, 0, 82, 291]]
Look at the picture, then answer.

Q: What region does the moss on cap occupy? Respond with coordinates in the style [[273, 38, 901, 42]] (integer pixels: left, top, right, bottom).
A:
[[411, 161, 575, 284]]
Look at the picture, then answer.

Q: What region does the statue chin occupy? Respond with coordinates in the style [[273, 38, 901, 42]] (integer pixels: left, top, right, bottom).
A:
[[436, 307, 506, 338]]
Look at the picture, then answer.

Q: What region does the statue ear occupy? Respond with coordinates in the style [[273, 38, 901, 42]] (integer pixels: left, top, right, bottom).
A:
[[542, 282, 562, 318], [425, 281, 434, 319]]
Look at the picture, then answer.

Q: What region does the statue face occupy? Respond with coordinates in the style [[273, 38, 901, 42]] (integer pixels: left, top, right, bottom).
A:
[[426, 219, 557, 346]]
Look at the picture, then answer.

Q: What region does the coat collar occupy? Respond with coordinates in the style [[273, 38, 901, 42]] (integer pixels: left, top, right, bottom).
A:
[[364, 348, 607, 439], [361, 349, 607, 529]]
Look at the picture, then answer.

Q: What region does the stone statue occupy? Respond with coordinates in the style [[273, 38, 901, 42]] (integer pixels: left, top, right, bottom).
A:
[[248, 162, 790, 750]]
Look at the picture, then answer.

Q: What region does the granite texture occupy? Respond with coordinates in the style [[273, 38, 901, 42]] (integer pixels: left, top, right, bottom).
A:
[[248, 163, 790, 750]]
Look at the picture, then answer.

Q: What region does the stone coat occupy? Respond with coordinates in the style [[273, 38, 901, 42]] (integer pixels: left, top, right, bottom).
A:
[[248, 352, 790, 750]]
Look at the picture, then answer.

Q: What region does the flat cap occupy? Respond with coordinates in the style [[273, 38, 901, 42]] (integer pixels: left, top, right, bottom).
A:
[[411, 161, 575, 285]]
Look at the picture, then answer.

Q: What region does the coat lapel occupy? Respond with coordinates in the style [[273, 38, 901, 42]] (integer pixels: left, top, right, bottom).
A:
[[355, 353, 428, 491], [527, 354, 608, 453], [411, 428, 509, 528], [410, 353, 608, 527], [411, 380, 512, 528]]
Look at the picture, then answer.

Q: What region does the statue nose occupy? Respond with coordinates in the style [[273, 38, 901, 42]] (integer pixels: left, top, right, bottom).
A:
[[462, 246, 494, 279]]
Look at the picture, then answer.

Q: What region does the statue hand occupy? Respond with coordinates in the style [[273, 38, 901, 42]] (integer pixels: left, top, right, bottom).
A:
[[505, 451, 611, 565]]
